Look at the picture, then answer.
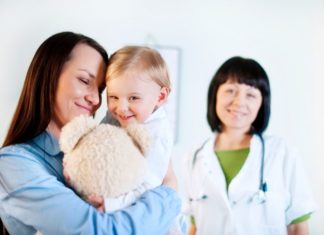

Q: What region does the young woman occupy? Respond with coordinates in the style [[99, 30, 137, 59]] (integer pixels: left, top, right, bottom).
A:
[[0, 32, 180, 235]]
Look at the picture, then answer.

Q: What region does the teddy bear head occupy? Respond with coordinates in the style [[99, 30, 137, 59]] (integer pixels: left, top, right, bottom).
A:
[[59, 115, 150, 198]]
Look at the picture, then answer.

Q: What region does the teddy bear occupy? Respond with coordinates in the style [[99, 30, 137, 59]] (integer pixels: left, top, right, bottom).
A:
[[59, 115, 150, 199]]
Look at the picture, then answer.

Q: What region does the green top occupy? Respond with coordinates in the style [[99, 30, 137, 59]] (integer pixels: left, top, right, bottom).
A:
[[190, 148, 310, 225], [216, 148, 249, 187]]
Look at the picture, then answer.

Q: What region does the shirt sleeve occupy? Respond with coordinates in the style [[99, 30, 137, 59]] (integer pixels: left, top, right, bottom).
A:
[[0, 153, 181, 235], [179, 152, 194, 216], [145, 119, 174, 187], [104, 182, 152, 212], [284, 144, 317, 224]]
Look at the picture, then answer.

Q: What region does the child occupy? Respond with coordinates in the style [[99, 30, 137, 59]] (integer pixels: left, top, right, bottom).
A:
[[102, 46, 175, 210], [102, 46, 184, 234]]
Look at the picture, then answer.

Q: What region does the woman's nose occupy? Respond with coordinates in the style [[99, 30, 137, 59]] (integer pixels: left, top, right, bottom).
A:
[[233, 92, 245, 105], [85, 90, 100, 106]]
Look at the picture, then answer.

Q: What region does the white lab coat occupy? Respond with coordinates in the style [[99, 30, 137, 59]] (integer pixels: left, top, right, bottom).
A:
[[182, 133, 316, 235]]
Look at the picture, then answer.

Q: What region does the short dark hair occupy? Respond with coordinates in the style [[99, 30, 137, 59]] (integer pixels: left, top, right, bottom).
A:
[[3, 32, 108, 147], [207, 56, 271, 134]]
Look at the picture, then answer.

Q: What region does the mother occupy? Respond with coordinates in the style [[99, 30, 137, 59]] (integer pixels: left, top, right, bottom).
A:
[[0, 31, 180, 235]]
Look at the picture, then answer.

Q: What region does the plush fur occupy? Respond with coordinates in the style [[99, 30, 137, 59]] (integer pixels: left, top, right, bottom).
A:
[[60, 115, 149, 198]]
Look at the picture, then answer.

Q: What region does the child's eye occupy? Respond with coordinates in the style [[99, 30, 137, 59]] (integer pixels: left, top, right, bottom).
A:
[[108, 96, 118, 100], [129, 96, 140, 101]]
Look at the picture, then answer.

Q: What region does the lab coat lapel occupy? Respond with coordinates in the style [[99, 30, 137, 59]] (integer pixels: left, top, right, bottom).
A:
[[199, 134, 228, 199], [227, 135, 262, 203]]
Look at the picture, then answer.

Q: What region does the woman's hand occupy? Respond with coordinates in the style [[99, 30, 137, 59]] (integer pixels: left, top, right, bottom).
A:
[[62, 159, 71, 184], [162, 162, 177, 191], [287, 221, 308, 235], [63, 160, 105, 213], [188, 224, 197, 235], [87, 195, 105, 213]]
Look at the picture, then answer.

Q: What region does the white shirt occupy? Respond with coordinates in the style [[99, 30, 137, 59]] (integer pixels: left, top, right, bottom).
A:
[[182, 133, 317, 235], [102, 107, 174, 211]]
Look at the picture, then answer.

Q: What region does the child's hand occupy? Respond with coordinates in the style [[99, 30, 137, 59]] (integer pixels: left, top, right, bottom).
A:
[[162, 162, 177, 191], [62, 159, 71, 184], [87, 195, 105, 213]]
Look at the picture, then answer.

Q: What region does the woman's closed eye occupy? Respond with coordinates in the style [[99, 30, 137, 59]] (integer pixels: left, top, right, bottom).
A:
[[78, 77, 90, 85]]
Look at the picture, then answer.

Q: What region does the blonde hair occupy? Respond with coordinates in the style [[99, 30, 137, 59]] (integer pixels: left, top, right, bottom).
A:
[[106, 46, 171, 90]]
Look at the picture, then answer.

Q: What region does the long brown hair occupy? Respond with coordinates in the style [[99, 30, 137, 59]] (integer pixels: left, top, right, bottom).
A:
[[2, 32, 108, 147]]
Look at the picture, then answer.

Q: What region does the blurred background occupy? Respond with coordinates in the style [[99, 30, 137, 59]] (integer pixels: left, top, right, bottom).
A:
[[0, 0, 323, 233]]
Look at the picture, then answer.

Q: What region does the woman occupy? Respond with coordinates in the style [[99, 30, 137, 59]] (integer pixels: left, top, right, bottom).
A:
[[0, 32, 180, 235], [183, 56, 316, 235]]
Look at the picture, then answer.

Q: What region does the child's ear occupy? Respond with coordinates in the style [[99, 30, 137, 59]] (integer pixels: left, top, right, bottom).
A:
[[157, 86, 169, 107]]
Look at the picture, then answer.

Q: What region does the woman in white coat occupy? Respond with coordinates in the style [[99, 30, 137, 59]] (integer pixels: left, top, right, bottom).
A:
[[183, 56, 316, 235]]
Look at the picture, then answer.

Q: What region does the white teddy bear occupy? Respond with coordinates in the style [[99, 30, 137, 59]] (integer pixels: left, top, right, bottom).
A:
[[59, 115, 150, 199]]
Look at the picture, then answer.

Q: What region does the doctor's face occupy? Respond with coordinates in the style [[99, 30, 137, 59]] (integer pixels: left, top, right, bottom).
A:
[[216, 80, 262, 133]]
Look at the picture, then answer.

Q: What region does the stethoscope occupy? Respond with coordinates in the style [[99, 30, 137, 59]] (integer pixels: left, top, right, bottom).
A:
[[189, 134, 267, 204], [251, 134, 267, 204]]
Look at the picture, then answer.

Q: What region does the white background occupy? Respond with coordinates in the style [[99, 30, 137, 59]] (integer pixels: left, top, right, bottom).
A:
[[0, 0, 323, 233]]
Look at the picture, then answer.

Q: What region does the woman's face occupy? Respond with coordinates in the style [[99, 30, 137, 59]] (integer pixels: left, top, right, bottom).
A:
[[216, 80, 262, 133], [51, 43, 106, 131]]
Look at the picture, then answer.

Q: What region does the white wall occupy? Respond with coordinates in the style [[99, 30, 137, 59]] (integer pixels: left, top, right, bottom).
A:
[[0, 0, 323, 233]]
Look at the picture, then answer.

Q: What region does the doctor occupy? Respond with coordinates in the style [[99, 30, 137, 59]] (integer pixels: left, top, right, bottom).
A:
[[183, 56, 316, 235]]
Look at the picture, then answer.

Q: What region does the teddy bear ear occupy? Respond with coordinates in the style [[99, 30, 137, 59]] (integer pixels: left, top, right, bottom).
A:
[[125, 123, 150, 156], [59, 115, 97, 153]]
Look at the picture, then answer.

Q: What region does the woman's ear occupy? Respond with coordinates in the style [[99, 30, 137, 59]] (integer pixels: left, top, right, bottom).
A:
[[157, 86, 170, 107]]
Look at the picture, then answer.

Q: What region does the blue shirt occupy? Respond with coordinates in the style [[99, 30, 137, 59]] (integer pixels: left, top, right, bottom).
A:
[[0, 131, 180, 235]]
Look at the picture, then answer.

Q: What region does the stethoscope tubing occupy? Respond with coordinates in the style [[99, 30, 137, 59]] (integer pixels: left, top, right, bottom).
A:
[[190, 134, 267, 202]]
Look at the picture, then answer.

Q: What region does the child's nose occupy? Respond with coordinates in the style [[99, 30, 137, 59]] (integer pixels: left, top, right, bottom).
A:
[[117, 100, 129, 112]]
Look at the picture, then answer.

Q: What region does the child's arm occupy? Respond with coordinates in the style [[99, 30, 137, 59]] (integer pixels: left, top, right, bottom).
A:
[[104, 182, 153, 212]]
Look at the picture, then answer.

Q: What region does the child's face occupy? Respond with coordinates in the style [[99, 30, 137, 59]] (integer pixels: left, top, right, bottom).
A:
[[106, 72, 168, 127]]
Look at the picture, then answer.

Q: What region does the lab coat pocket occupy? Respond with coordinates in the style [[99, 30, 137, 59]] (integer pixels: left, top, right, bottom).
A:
[[248, 190, 286, 234], [251, 225, 282, 235]]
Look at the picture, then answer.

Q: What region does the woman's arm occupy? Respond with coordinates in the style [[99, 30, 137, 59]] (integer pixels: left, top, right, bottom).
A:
[[287, 221, 308, 235], [188, 223, 196, 235], [0, 151, 180, 235], [162, 161, 177, 190]]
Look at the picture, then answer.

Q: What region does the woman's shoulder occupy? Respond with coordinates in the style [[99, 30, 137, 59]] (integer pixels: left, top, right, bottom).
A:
[[0, 143, 46, 172], [261, 134, 292, 147], [0, 134, 52, 161], [0, 142, 35, 157], [260, 134, 301, 160], [183, 135, 214, 164]]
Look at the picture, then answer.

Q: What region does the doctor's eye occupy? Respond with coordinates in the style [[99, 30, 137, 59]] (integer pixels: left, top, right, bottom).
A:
[[246, 93, 256, 98], [225, 88, 235, 94]]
